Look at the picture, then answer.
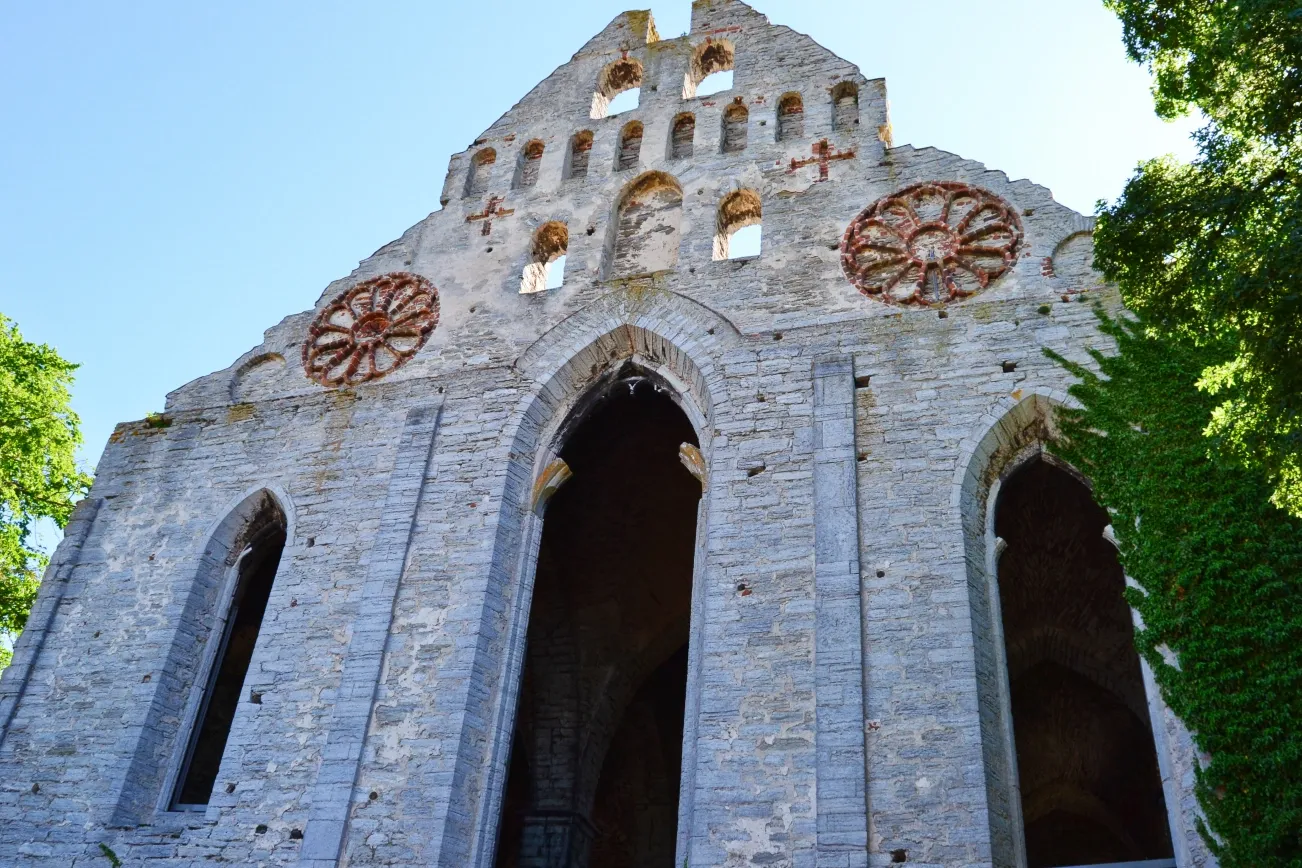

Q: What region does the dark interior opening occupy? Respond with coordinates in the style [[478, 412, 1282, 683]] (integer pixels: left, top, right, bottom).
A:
[[173, 521, 286, 807], [995, 459, 1173, 868], [495, 370, 701, 868]]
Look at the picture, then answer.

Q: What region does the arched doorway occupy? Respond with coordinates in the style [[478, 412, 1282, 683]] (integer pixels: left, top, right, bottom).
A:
[[995, 458, 1174, 868], [495, 365, 702, 868]]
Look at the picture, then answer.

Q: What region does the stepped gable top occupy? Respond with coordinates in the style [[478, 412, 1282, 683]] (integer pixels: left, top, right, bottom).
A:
[[161, 0, 1091, 415]]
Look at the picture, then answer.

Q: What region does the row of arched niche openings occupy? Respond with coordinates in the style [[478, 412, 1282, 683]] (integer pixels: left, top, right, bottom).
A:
[[518, 181, 761, 292], [465, 141, 547, 198], [461, 69, 860, 196], [993, 457, 1175, 868], [580, 83, 851, 174], [588, 39, 859, 124], [171, 494, 288, 809], [462, 68, 858, 196], [466, 88, 831, 199]]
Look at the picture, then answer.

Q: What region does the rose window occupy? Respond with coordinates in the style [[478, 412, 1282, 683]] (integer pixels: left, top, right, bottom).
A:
[[840, 182, 1024, 306], [302, 272, 440, 387]]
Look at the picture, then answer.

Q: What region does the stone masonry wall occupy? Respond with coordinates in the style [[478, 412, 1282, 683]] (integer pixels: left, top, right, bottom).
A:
[[0, 2, 1214, 867]]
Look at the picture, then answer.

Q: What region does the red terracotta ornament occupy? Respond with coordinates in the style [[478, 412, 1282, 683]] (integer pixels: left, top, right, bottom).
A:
[[302, 272, 439, 387], [841, 182, 1023, 306]]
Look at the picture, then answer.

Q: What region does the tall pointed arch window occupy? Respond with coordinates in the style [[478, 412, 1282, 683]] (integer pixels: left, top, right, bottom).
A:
[[993, 458, 1174, 866], [171, 497, 287, 808], [514, 140, 544, 189], [466, 147, 496, 196]]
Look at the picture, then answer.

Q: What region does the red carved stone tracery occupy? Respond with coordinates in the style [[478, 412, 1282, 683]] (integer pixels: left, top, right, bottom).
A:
[[302, 272, 439, 387], [840, 182, 1024, 306]]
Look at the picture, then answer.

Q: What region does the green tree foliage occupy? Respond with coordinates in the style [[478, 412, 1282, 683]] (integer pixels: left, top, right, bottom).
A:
[[1097, 0, 1302, 514], [0, 313, 91, 668], [1046, 313, 1302, 868], [1049, 313, 1302, 867]]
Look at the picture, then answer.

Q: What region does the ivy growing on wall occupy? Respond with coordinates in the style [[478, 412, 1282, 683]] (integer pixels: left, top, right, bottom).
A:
[[1048, 312, 1302, 867]]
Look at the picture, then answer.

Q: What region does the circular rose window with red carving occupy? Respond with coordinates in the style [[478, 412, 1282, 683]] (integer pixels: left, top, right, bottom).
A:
[[841, 182, 1024, 306], [302, 272, 440, 387]]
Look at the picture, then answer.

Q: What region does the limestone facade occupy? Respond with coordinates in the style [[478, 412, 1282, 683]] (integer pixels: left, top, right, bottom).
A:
[[0, 2, 1216, 867]]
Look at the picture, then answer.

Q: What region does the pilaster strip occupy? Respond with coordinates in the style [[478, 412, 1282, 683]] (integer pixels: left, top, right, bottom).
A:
[[812, 354, 869, 866], [299, 403, 442, 867], [0, 496, 103, 745]]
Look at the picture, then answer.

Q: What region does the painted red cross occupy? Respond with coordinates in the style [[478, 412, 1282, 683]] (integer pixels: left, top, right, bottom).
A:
[[787, 138, 855, 181], [466, 195, 515, 236]]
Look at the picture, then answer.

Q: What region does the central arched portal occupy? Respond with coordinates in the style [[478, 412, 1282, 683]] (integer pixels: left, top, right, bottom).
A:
[[495, 366, 702, 868]]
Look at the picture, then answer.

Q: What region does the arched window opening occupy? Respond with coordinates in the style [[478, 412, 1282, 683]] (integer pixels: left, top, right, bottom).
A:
[[172, 502, 287, 808], [617, 121, 643, 171], [592, 58, 643, 119], [713, 189, 762, 260], [682, 38, 735, 99], [514, 140, 544, 190], [777, 92, 804, 141], [608, 172, 683, 278], [520, 222, 569, 294], [670, 113, 695, 159], [606, 88, 640, 117], [493, 370, 701, 868], [567, 131, 593, 180], [831, 81, 859, 131], [995, 459, 1174, 868], [721, 100, 748, 153], [466, 147, 496, 197]]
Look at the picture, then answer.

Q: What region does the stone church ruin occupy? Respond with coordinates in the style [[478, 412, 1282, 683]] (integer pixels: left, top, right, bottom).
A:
[[0, 3, 1214, 867]]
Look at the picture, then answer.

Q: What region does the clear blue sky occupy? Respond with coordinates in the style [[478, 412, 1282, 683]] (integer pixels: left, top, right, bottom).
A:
[[1, 0, 1196, 490]]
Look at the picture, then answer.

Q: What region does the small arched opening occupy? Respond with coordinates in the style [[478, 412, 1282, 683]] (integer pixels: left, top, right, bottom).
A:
[[466, 147, 497, 197], [492, 366, 703, 868], [713, 189, 761, 260], [607, 171, 683, 278], [777, 92, 804, 141], [592, 57, 643, 119], [683, 38, 734, 98], [520, 222, 569, 294], [670, 113, 695, 159], [514, 140, 544, 190], [831, 81, 859, 131], [617, 121, 643, 171], [721, 100, 748, 153], [567, 131, 594, 180]]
